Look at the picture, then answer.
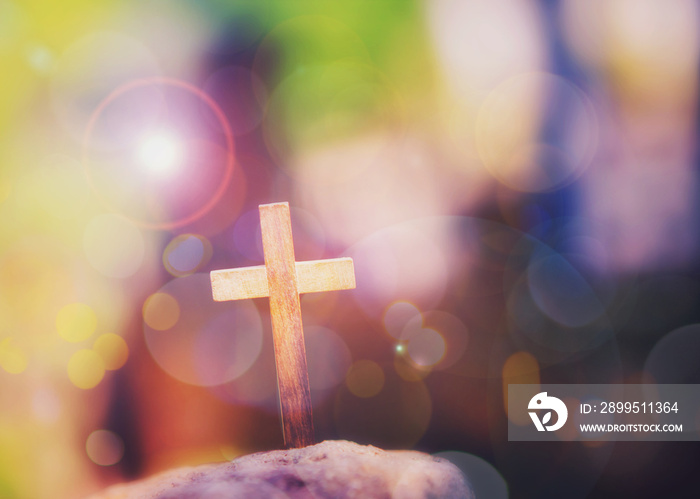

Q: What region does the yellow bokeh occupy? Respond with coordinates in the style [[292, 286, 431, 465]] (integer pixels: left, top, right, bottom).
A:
[[502, 351, 540, 384], [0, 249, 74, 325], [142, 292, 180, 331], [0, 178, 11, 204], [56, 303, 97, 342], [502, 351, 540, 426], [0, 338, 28, 374], [346, 359, 385, 398], [67, 349, 105, 389], [93, 333, 128, 371]]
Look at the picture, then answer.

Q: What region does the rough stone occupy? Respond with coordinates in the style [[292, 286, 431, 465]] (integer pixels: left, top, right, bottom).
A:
[[90, 440, 473, 498]]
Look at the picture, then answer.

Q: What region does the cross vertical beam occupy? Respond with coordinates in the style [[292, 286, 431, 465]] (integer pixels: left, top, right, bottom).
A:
[[259, 203, 315, 448], [210, 201, 355, 448]]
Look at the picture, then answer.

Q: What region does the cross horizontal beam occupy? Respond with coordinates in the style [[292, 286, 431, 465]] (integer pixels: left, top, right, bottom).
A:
[[211, 257, 355, 301]]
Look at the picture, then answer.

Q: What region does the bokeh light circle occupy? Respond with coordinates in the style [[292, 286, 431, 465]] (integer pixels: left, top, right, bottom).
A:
[[56, 303, 97, 343], [345, 360, 385, 398], [293, 133, 444, 247], [350, 222, 448, 317], [304, 326, 352, 391], [476, 72, 598, 192], [505, 239, 614, 359], [142, 292, 181, 331], [383, 302, 422, 340], [434, 451, 508, 499], [502, 351, 540, 426], [193, 307, 264, 386], [405, 327, 446, 368], [83, 77, 235, 229], [394, 347, 431, 382], [527, 251, 606, 328], [144, 273, 263, 386], [335, 367, 431, 448], [93, 333, 129, 371], [0, 339, 28, 374], [215, 342, 279, 412], [86, 429, 124, 466], [644, 324, 700, 384], [163, 234, 212, 277], [67, 349, 105, 389], [422, 310, 469, 370]]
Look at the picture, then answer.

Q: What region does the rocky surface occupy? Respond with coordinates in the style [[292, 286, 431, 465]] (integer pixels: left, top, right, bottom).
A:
[[90, 440, 473, 498]]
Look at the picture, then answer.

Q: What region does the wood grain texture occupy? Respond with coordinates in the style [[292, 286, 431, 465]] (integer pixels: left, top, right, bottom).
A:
[[259, 202, 315, 449], [211, 265, 268, 301], [296, 258, 355, 294], [211, 258, 355, 301]]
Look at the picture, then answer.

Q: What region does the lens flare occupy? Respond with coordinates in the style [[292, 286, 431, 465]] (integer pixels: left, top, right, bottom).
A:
[[83, 77, 235, 229], [136, 131, 183, 175]]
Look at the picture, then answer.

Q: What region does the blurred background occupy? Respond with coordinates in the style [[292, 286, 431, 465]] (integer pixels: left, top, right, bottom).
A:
[[1, 0, 699, 497]]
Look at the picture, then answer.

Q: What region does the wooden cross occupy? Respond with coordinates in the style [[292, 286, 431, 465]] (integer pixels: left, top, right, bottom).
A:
[[210, 202, 356, 448]]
